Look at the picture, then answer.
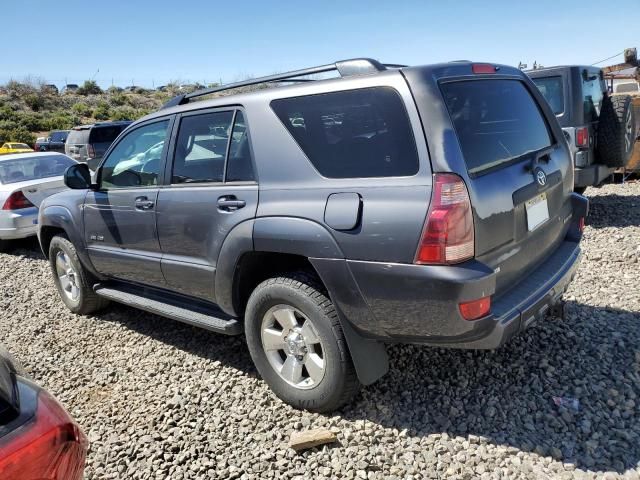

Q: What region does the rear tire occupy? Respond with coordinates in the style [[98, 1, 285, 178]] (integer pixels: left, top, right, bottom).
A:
[[245, 271, 360, 412], [597, 94, 636, 168], [49, 235, 109, 315]]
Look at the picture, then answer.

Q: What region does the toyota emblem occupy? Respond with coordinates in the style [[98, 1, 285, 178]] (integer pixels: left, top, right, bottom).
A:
[[535, 168, 547, 186]]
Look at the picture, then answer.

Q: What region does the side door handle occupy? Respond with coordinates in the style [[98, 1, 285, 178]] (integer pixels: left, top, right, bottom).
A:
[[135, 196, 155, 210], [217, 196, 246, 212]]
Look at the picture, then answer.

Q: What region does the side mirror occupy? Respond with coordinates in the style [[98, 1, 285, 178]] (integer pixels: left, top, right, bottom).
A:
[[64, 163, 92, 189]]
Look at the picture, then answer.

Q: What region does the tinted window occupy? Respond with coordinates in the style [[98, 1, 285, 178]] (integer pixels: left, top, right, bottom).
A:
[[271, 87, 419, 178], [89, 125, 127, 144], [226, 111, 255, 182], [531, 76, 564, 114], [0, 154, 75, 184], [441, 79, 553, 175], [66, 129, 89, 145], [582, 72, 605, 123], [172, 111, 234, 184], [49, 131, 68, 142], [100, 120, 169, 189]]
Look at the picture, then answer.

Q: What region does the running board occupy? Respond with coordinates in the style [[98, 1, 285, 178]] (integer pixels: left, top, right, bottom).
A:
[[94, 284, 242, 335]]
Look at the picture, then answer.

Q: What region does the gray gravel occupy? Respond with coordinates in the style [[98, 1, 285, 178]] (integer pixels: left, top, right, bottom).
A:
[[1, 181, 640, 479]]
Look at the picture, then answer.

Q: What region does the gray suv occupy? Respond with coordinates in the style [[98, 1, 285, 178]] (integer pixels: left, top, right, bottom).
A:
[[65, 121, 132, 170], [38, 59, 588, 411]]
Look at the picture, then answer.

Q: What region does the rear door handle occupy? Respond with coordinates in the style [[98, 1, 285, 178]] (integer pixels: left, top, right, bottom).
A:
[[135, 196, 155, 210], [217, 196, 246, 211]]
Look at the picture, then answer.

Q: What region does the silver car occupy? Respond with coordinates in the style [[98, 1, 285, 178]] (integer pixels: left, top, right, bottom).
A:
[[0, 152, 75, 251]]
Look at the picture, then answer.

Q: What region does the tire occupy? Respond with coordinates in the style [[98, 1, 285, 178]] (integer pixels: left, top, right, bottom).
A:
[[245, 271, 360, 412], [597, 94, 636, 168], [0, 239, 11, 253], [48, 235, 109, 315]]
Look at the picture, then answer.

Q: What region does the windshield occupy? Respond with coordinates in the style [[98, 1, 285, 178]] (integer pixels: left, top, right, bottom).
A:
[[441, 79, 553, 175], [531, 76, 564, 115], [0, 155, 75, 184]]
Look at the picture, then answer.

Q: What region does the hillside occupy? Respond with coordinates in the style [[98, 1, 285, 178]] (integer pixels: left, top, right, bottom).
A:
[[0, 80, 175, 144]]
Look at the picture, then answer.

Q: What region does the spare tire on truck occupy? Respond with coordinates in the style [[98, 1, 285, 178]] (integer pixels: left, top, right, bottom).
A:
[[597, 94, 636, 168]]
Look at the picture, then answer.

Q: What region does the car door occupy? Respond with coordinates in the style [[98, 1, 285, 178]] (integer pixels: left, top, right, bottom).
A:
[[83, 117, 173, 287], [156, 109, 258, 301]]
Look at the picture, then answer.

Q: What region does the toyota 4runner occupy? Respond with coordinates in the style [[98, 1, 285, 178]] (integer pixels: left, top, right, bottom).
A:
[[38, 59, 588, 412]]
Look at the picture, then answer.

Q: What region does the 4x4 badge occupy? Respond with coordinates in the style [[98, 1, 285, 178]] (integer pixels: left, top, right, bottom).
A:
[[535, 168, 547, 186]]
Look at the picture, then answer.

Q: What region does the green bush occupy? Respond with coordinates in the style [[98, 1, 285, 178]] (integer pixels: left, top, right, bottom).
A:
[[77, 80, 102, 96], [110, 92, 127, 106], [110, 106, 135, 121], [0, 126, 35, 145], [72, 102, 93, 117], [0, 119, 18, 131], [93, 101, 111, 120], [24, 93, 45, 111], [44, 112, 79, 130], [15, 112, 46, 131]]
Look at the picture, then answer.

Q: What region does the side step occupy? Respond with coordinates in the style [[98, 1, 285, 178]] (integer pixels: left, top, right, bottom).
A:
[[94, 284, 242, 335]]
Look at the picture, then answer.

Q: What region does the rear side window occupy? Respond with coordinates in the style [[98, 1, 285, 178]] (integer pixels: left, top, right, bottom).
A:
[[226, 111, 255, 182], [172, 111, 234, 183], [271, 87, 419, 178], [441, 79, 553, 175], [582, 72, 604, 123], [89, 125, 126, 144], [531, 76, 564, 114], [66, 129, 89, 145]]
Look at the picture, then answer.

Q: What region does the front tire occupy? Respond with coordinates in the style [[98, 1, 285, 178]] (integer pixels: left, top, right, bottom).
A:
[[245, 272, 360, 412], [49, 235, 109, 315]]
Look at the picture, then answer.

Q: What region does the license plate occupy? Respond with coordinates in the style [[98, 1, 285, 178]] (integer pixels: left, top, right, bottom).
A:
[[525, 193, 549, 231]]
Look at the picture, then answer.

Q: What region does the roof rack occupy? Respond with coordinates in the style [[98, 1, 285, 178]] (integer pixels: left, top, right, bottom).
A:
[[161, 58, 405, 109]]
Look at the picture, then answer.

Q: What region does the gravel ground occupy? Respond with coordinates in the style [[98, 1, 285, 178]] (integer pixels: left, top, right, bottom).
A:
[[1, 181, 640, 480]]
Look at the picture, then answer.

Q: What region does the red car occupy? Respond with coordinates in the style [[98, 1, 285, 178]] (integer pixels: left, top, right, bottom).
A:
[[0, 346, 87, 479]]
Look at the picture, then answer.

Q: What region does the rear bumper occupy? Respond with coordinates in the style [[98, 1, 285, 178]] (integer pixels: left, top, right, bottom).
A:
[[0, 207, 39, 240], [346, 240, 581, 349], [574, 164, 614, 188]]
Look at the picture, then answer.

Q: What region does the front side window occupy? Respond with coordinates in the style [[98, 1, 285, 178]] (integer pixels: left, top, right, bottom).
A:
[[100, 120, 169, 189], [441, 79, 553, 175], [531, 76, 564, 115], [271, 87, 419, 178], [172, 111, 234, 184]]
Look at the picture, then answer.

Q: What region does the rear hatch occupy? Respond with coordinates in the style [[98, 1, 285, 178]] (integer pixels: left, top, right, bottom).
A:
[[433, 70, 574, 295], [66, 129, 90, 162], [17, 178, 67, 207]]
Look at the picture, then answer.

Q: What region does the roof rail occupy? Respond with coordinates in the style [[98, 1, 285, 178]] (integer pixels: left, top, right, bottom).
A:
[[161, 58, 402, 109]]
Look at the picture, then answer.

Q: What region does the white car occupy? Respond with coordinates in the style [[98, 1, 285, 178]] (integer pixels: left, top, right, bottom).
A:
[[0, 152, 75, 251]]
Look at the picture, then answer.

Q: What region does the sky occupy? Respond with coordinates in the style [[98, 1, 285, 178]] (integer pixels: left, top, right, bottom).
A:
[[2, 0, 638, 88]]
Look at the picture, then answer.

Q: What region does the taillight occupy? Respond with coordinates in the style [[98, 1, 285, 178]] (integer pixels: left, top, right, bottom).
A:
[[472, 63, 497, 74], [575, 127, 589, 148], [415, 173, 474, 265], [87, 144, 96, 159], [0, 388, 87, 480], [459, 296, 491, 320], [2, 191, 34, 210], [578, 217, 585, 232]]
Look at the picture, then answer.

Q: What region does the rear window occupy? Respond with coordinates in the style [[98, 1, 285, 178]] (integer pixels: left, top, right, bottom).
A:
[[531, 76, 564, 114], [49, 131, 68, 142], [0, 155, 75, 184], [89, 125, 127, 144], [441, 79, 553, 175], [271, 87, 419, 178], [9, 144, 29, 149], [582, 72, 604, 123], [67, 129, 89, 145]]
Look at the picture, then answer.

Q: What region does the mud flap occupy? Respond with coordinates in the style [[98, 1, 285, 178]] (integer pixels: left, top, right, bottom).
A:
[[340, 316, 389, 386]]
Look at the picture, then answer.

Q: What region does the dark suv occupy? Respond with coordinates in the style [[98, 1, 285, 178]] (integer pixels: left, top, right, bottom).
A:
[[39, 59, 588, 411], [65, 121, 132, 170], [528, 66, 638, 193]]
